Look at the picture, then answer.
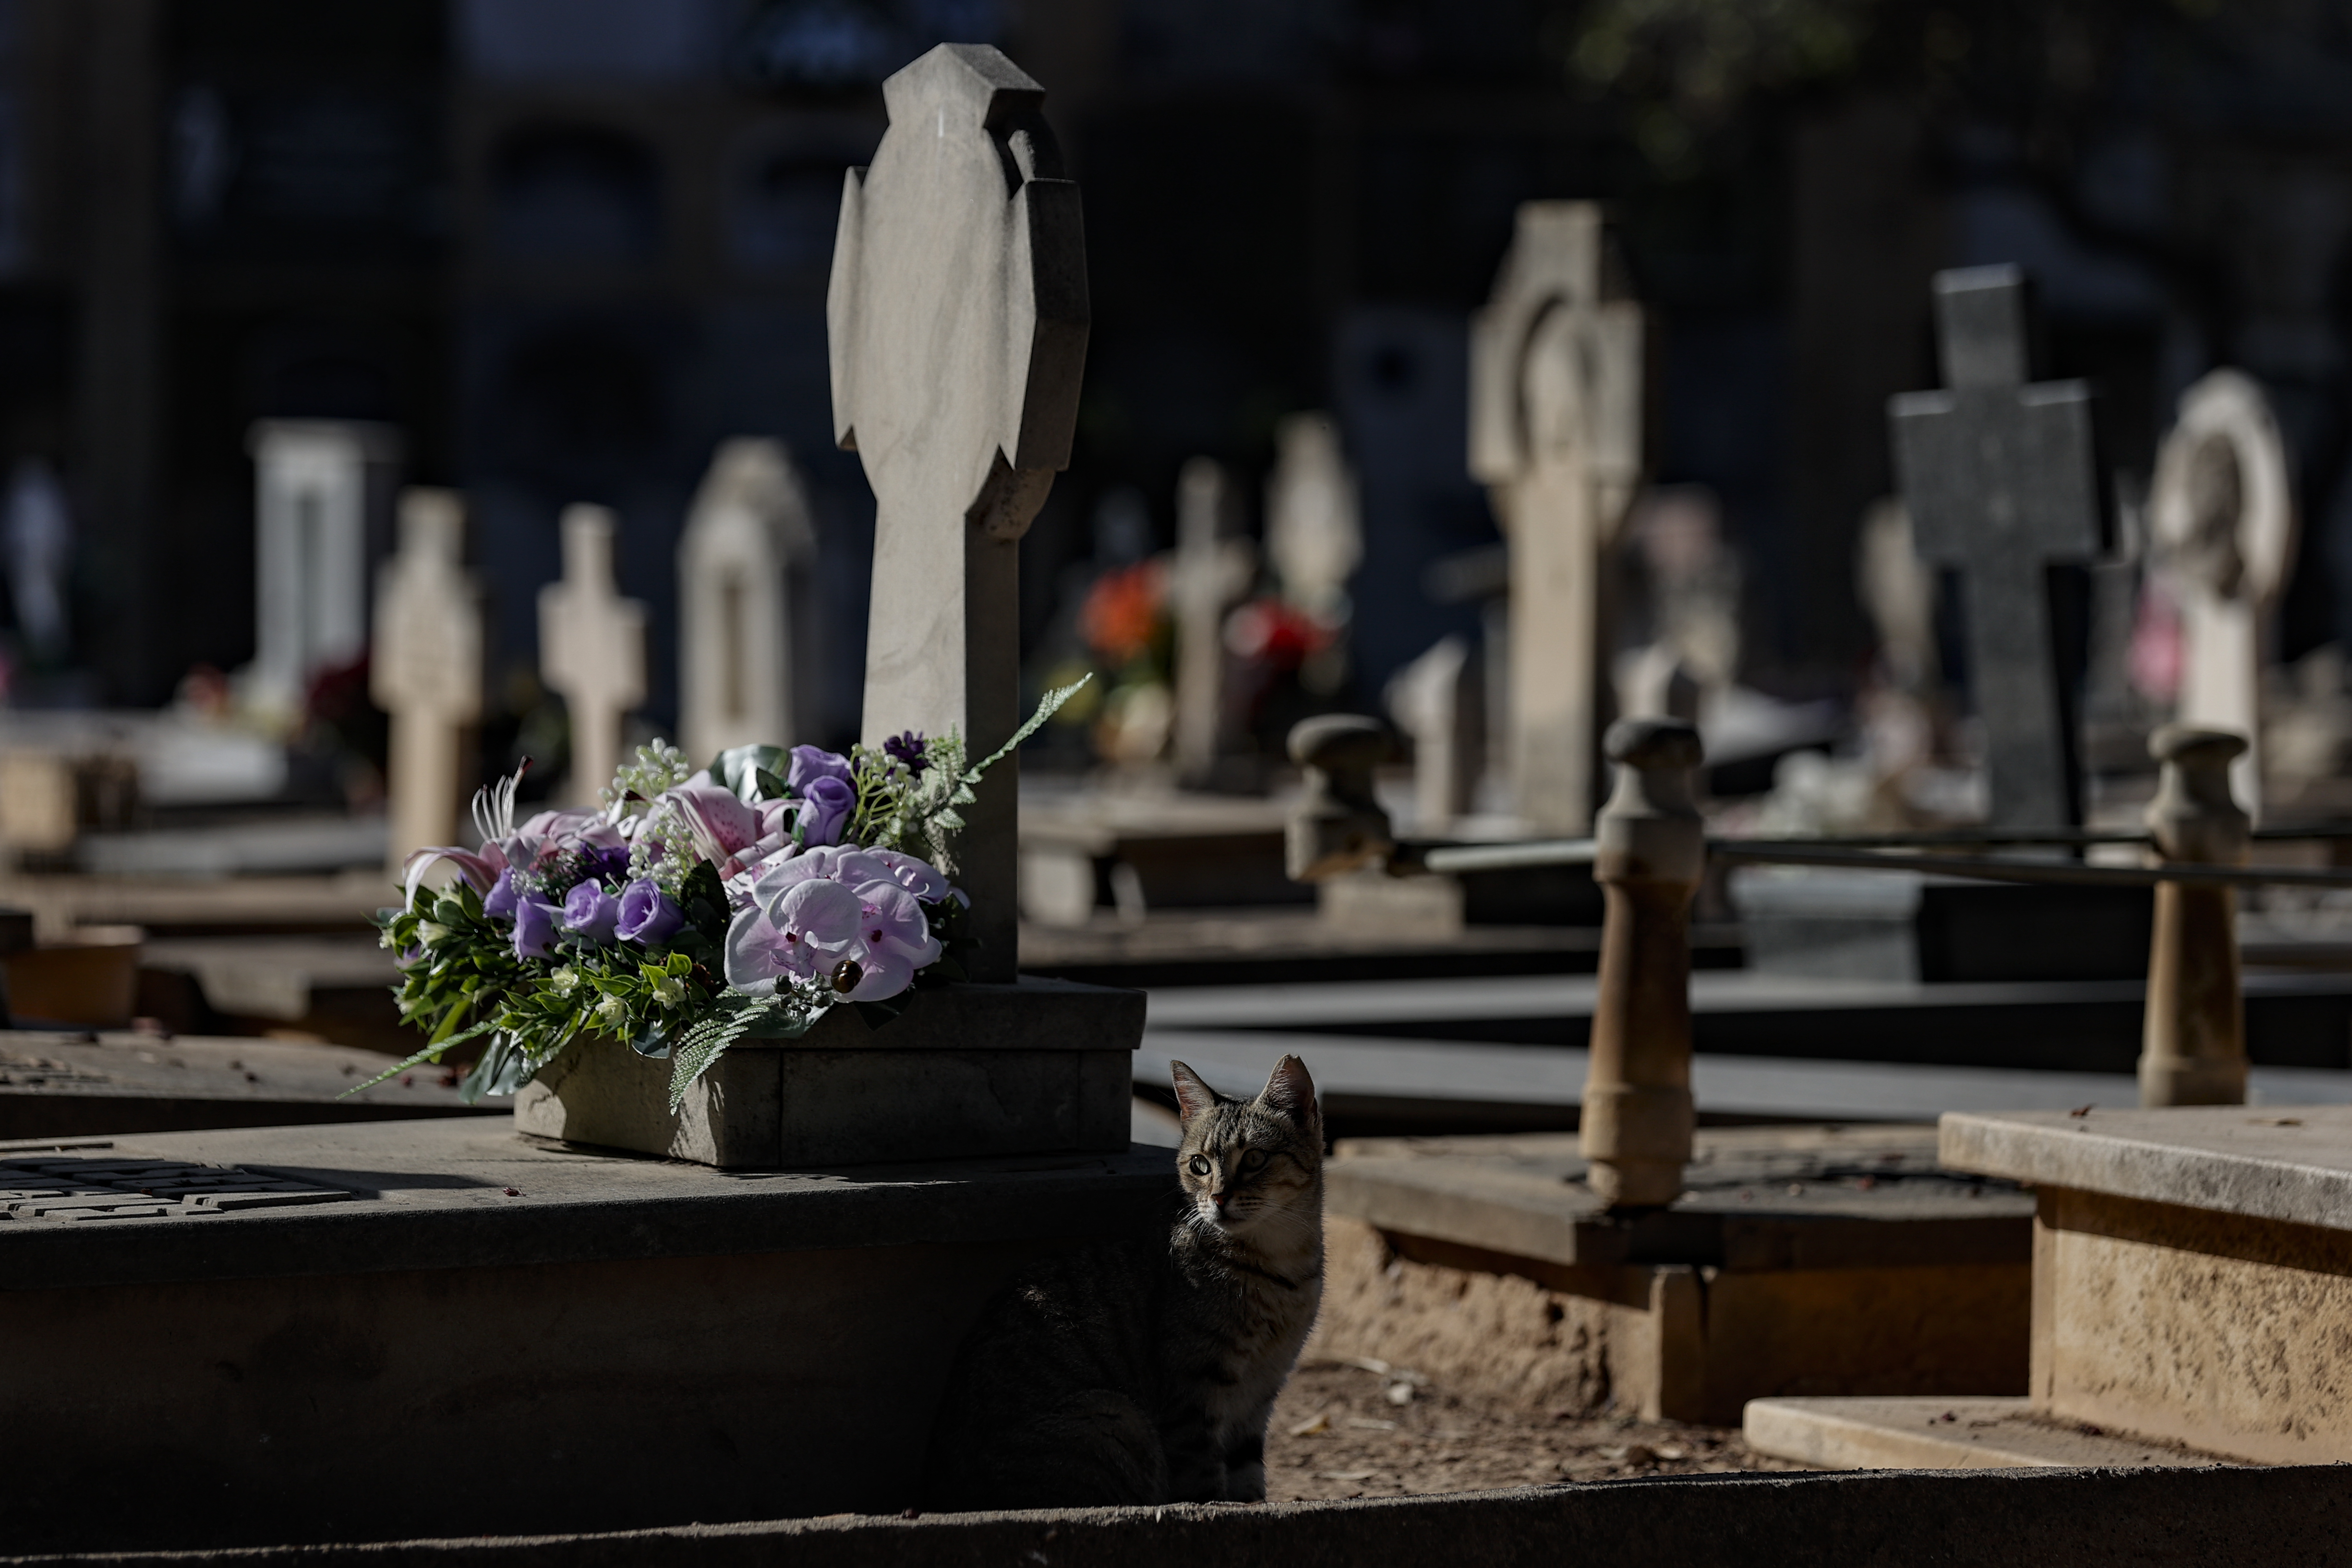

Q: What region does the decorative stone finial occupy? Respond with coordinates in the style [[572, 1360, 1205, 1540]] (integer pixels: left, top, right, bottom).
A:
[[1286, 714, 1395, 882], [2140, 724, 2251, 1108]]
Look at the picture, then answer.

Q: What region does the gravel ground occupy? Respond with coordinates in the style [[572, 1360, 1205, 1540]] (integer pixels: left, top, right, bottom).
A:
[[1265, 1359, 1805, 1502]]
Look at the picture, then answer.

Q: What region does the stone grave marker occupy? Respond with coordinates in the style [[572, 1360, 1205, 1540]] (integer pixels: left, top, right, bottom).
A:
[[2149, 368, 2294, 819], [1469, 201, 1644, 834], [246, 420, 401, 721], [1169, 456, 1254, 783], [538, 504, 648, 808], [1266, 411, 1361, 624], [678, 437, 817, 765], [1890, 266, 2102, 830], [372, 489, 484, 872], [1387, 633, 1480, 830], [830, 44, 1086, 981]]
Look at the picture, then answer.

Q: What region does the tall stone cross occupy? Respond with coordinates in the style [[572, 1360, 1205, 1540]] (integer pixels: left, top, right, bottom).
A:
[[1169, 457, 1254, 783], [1469, 202, 1643, 834], [539, 504, 648, 808], [828, 44, 1087, 983], [1890, 266, 2101, 830], [2149, 369, 2295, 820], [372, 489, 483, 871], [248, 420, 401, 722], [678, 438, 817, 765]]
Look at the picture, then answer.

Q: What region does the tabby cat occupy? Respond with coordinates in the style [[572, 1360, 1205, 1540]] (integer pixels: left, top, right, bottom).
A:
[[922, 1055, 1325, 1510]]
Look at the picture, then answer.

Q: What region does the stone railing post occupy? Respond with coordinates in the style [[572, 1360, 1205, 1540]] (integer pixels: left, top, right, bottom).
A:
[[1285, 715, 1396, 882], [2141, 725, 2251, 1108], [1583, 718, 1703, 1207]]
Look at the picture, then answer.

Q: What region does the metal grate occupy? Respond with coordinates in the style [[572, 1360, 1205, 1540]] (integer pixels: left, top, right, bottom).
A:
[[0, 1157, 357, 1222]]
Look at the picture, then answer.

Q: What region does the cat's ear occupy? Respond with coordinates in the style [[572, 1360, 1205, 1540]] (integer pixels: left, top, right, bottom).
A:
[[1258, 1055, 1318, 1124], [1170, 1061, 1221, 1125]]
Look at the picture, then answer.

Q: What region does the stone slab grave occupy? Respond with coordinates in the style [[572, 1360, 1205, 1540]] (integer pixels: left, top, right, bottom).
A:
[[678, 437, 817, 765], [1740, 264, 2145, 983], [0, 1028, 491, 1136], [374, 487, 484, 875], [0, 1117, 1171, 1553], [1303, 1123, 2031, 1426], [1748, 1103, 2352, 1471], [136, 934, 410, 1052], [1, 1468, 2341, 1568], [515, 44, 1139, 1170], [2149, 368, 2295, 820], [538, 503, 648, 808]]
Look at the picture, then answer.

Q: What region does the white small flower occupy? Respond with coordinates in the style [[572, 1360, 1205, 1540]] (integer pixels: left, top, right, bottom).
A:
[[595, 994, 626, 1025], [651, 976, 685, 1007], [550, 965, 581, 996], [417, 921, 451, 946]]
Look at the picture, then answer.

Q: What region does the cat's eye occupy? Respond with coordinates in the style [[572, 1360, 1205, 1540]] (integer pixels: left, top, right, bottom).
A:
[[1241, 1149, 1268, 1170], [1188, 1155, 1211, 1176]]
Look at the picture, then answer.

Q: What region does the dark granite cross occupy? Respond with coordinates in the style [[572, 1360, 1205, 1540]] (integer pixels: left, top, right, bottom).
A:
[[1889, 266, 2102, 830]]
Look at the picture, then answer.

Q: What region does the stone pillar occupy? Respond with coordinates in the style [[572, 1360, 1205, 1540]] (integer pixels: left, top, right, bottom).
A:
[[2140, 725, 2251, 1108], [1582, 718, 1703, 1207]]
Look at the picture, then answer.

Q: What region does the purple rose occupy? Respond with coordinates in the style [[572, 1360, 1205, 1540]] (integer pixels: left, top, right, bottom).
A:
[[483, 867, 519, 918], [511, 897, 562, 960], [796, 774, 856, 848], [787, 745, 854, 795], [561, 880, 621, 943], [615, 878, 685, 945]]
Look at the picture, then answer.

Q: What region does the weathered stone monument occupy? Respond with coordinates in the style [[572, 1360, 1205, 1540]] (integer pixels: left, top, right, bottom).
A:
[[1168, 456, 1254, 783], [1469, 201, 1643, 834], [2139, 726, 2252, 1108], [372, 489, 484, 873], [677, 438, 817, 765], [1387, 634, 1481, 830], [245, 420, 400, 721], [1265, 410, 1361, 627], [537, 504, 648, 808], [2148, 369, 2294, 819], [831, 44, 1086, 979], [1889, 265, 2101, 830]]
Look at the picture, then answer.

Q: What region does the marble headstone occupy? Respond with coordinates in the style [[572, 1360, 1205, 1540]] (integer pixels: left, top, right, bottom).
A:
[[1469, 202, 1644, 834], [1387, 633, 1481, 830], [1890, 266, 2101, 830], [246, 421, 401, 721], [538, 505, 648, 808], [1265, 412, 1361, 623], [371, 490, 484, 870], [1169, 457, 1254, 782], [2150, 369, 2294, 818], [828, 44, 1087, 982], [678, 438, 817, 764]]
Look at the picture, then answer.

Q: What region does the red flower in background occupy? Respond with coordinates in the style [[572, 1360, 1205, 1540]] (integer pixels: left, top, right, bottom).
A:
[[1081, 561, 1167, 664], [1223, 597, 1329, 673]]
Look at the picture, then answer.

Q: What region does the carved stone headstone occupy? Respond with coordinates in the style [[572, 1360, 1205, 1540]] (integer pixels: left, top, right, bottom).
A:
[[1169, 457, 1254, 782], [1890, 266, 2101, 829], [2150, 370, 2294, 819], [678, 438, 817, 764], [246, 420, 401, 720], [1387, 633, 1480, 830], [1266, 412, 1361, 623], [372, 489, 484, 871], [538, 505, 648, 808], [828, 44, 1087, 982], [1469, 202, 1643, 834]]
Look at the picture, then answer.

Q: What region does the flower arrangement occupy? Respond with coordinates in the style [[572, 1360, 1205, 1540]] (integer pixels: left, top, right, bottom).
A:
[[362, 679, 1088, 1112]]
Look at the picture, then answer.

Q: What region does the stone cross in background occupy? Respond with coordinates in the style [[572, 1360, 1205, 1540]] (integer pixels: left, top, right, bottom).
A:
[[678, 438, 817, 765], [828, 44, 1087, 982], [539, 505, 648, 808], [372, 489, 483, 871], [1169, 457, 1254, 783], [1265, 412, 1362, 624], [1890, 265, 2101, 830], [1469, 201, 1644, 835], [246, 420, 400, 722], [2150, 369, 2295, 820]]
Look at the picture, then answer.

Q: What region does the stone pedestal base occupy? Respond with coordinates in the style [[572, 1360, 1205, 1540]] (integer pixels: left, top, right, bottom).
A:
[[1743, 1396, 2233, 1470], [513, 977, 1142, 1168], [1312, 1125, 2032, 1427]]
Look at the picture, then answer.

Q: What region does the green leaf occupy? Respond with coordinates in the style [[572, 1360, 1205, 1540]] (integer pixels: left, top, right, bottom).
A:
[[666, 1001, 771, 1111], [712, 744, 790, 802], [338, 1035, 465, 1098]]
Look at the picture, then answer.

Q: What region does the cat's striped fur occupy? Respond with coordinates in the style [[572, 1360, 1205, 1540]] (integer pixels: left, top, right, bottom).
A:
[[922, 1055, 1324, 1509]]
